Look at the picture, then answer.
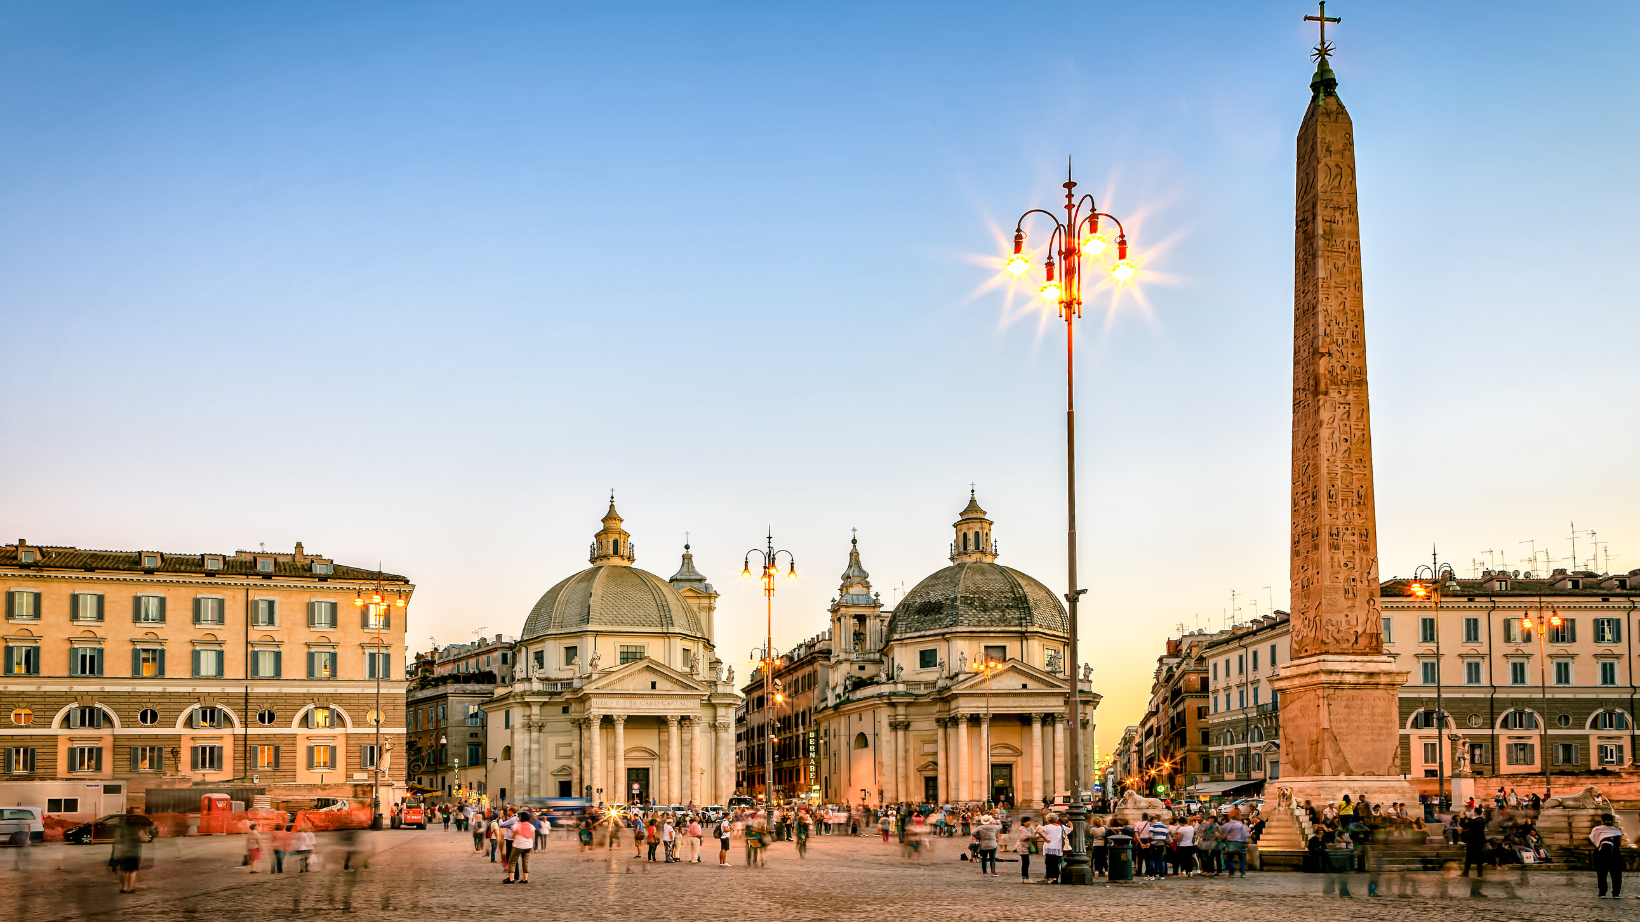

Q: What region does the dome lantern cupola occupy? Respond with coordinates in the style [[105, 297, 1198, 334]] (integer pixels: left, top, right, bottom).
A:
[[838, 530, 873, 604], [589, 494, 636, 566], [949, 489, 997, 564]]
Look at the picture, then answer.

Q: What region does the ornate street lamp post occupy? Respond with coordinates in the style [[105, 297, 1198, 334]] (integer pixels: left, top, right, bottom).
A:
[[743, 530, 796, 824], [1005, 163, 1137, 885], [354, 574, 405, 829]]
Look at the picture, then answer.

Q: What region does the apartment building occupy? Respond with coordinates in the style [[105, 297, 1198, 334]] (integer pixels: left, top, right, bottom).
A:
[[1383, 568, 1640, 787], [1, 539, 410, 818]]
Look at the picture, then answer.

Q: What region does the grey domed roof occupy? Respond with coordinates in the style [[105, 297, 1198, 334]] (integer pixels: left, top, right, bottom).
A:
[[521, 564, 706, 640], [885, 561, 1068, 640]]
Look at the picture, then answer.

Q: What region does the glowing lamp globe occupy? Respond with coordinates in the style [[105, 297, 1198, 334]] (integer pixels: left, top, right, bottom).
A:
[[1004, 253, 1030, 276], [1038, 279, 1062, 302], [1081, 232, 1109, 257], [1110, 259, 1136, 282]]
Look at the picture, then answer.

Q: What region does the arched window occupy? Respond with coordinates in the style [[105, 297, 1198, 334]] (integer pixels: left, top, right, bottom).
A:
[[1592, 710, 1631, 731], [1501, 709, 1537, 730], [853, 732, 869, 750], [1412, 709, 1450, 729], [500, 745, 512, 761], [1250, 726, 1265, 743], [612, 539, 619, 556], [962, 533, 969, 552]]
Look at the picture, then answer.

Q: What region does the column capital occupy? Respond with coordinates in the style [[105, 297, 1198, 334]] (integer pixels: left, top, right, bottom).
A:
[[1030, 712, 1044, 724], [665, 714, 680, 725], [611, 713, 626, 726], [978, 713, 990, 725]]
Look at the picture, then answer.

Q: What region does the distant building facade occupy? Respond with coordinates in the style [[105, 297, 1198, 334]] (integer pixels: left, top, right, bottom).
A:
[[736, 631, 830, 800], [1200, 613, 1291, 792]]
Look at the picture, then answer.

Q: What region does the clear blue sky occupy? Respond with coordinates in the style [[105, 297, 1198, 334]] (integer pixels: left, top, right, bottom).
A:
[[3, 2, 1636, 752]]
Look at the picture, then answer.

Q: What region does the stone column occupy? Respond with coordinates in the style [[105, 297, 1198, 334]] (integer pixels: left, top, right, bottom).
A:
[[979, 714, 991, 803], [612, 715, 627, 803], [666, 715, 681, 805], [935, 718, 949, 803], [527, 706, 542, 797], [879, 716, 895, 803], [588, 713, 602, 804], [901, 718, 915, 802], [689, 716, 703, 806], [571, 717, 583, 799], [955, 715, 969, 803], [1053, 714, 1065, 796], [1030, 713, 1044, 807], [717, 718, 734, 804]]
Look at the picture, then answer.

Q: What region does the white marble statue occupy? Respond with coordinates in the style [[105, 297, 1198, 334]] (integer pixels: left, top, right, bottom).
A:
[[727, 664, 735, 683], [588, 650, 602, 670], [957, 651, 968, 673]]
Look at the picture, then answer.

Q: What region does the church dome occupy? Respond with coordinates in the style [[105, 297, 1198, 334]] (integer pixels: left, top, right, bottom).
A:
[[521, 565, 705, 639], [886, 562, 1067, 640], [883, 491, 1068, 640], [518, 499, 708, 641]]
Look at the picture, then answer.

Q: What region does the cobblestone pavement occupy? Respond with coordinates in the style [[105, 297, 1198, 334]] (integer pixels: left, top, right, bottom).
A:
[[0, 828, 1632, 922]]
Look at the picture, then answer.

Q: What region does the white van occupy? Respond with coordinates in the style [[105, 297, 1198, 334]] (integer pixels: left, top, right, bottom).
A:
[[0, 806, 44, 845]]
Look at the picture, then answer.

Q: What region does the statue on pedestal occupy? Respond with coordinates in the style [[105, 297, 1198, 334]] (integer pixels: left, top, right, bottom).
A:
[[588, 650, 602, 671]]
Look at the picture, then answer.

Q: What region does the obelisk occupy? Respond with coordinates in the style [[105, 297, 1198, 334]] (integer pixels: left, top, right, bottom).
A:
[[1266, 11, 1415, 810]]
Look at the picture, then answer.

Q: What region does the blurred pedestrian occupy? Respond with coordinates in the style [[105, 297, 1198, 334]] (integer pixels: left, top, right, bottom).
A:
[[245, 822, 263, 872], [272, 823, 291, 873], [109, 808, 145, 894], [295, 826, 316, 872]]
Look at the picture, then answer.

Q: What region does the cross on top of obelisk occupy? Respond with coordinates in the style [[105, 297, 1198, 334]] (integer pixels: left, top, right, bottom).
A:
[[1305, 1, 1341, 61]]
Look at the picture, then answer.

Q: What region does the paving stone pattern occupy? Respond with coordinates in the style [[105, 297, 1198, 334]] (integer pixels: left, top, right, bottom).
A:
[[0, 828, 1631, 922]]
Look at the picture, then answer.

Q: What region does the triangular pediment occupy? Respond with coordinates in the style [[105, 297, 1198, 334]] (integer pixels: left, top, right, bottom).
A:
[[551, 764, 574, 776], [917, 760, 939, 772], [579, 657, 708, 695], [948, 659, 1065, 692]]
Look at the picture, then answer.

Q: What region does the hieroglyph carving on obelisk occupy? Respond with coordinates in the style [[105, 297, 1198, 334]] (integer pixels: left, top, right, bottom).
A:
[[1288, 55, 1381, 662]]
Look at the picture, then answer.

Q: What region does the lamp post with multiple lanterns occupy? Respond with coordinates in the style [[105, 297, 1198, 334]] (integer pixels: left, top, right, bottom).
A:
[[1004, 163, 1137, 885], [743, 531, 796, 818], [354, 575, 405, 829]]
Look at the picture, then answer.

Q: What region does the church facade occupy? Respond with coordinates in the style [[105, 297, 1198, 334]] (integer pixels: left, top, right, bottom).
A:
[[482, 502, 739, 807], [805, 494, 1100, 808]]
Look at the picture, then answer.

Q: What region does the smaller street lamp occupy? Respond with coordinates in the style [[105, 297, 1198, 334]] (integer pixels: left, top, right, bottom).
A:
[[1520, 605, 1563, 799], [970, 658, 1004, 805], [353, 573, 406, 829]]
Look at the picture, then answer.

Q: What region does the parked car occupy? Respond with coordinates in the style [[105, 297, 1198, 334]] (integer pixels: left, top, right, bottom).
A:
[[63, 813, 156, 845], [0, 806, 44, 845]]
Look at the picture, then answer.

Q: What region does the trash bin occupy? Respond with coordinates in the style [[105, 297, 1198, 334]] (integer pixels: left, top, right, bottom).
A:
[[1107, 833, 1135, 881]]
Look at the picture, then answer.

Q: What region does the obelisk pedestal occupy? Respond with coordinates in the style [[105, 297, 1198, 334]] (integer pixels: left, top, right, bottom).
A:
[[1265, 47, 1414, 815]]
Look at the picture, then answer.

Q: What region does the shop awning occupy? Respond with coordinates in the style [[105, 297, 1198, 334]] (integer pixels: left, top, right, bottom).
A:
[[1185, 779, 1264, 796]]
